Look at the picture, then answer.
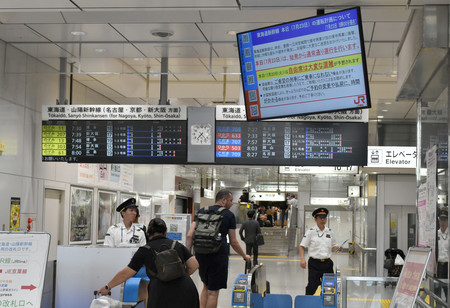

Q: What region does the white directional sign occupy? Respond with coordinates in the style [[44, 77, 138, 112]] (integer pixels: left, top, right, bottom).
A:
[[0, 232, 50, 308], [367, 146, 416, 168]]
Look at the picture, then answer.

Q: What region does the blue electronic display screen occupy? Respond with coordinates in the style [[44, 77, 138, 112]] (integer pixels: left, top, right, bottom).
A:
[[237, 7, 371, 120], [42, 120, 187, 164], [215, 121, 368, 166]]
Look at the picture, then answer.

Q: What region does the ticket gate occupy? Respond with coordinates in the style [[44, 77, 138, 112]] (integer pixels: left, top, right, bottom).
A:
[[294, 272, 340, 308], [232, 266, 340, 308], [231, 264, 269, 307]]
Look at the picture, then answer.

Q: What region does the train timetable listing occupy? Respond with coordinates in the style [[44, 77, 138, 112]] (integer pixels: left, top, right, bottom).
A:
[[216, 121, 290, 165], [215, 121, 368, 166], [290, 122, 368, 166], [42, 120, 187, 164]]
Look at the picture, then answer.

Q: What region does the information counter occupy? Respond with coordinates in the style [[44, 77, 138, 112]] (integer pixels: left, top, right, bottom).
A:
[[55, 245, 140, 308]]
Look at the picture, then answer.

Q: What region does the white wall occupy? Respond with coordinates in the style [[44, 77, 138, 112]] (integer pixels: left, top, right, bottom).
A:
[[0, 41, 185, 235]]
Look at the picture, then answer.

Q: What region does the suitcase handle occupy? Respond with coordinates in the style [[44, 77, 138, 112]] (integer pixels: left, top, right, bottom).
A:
[[94, 290, 111, 297]]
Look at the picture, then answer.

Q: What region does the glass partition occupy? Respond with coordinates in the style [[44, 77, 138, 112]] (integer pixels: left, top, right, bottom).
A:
[[342, 276, 398, 308], [418, 76, 448, 303]]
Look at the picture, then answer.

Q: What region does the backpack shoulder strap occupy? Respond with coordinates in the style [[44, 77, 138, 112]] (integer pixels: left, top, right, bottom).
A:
[[143, 245, 158, 277], [214, 206, 226, 214]]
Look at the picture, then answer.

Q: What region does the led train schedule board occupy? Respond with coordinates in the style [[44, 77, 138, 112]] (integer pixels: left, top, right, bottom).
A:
[[237, 7, 371, 120], [42, 120, 187, 164], [215, 121, 368, 166]]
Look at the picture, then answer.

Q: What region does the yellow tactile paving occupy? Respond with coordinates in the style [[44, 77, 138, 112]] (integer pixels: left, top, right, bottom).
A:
[[347, 298, 391, 308]]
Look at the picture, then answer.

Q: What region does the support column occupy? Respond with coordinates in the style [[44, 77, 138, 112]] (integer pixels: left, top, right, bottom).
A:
[[57, 57, 67, 105], [159, 57, 169, 105]]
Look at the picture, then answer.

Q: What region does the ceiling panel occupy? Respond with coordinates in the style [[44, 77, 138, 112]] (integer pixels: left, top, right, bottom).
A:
[[0, 12, 66, 23], [200, 8, 318, 23], [27, 24, 126, 42], [112, 23, 206, 42], [134, 44, 212, 58], [63, 43, 144, 59], [372, 22, 407, 41], [71, 58, 139, 74], [0, 0, 77, 9], [75, 79, 126, 100], [360, 7, 411, 22], [0, 0, 425, 122], [0, 24, 48, 42], [62, 11, 202, 24], [11, 43, 74, 59], [73, 0, 238, 9], [367, 42, 398, 58], [82, 74, 147, 98]]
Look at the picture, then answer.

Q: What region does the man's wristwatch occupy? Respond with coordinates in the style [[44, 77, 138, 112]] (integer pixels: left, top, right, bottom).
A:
[[104, 284, 110, 291]]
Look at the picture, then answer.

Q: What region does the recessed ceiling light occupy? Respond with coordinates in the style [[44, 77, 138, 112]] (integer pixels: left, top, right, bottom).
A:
[[94, 48, 107, 53], [71, 31, 86, 36], [133, 58, 144, 61], [377, 115, 384, 119], [227, 30, 237, 35], [382, 109, 388, 112], [384, 102, 392, 105], [151, 29, 174, 38]]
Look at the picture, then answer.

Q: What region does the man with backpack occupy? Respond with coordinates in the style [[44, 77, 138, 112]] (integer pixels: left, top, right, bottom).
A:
[[187, 189, 251, 308]]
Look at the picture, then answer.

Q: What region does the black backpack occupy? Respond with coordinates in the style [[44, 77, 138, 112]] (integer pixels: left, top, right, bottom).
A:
[[145, 241, 185, 282], [193, 207, 226, 254]]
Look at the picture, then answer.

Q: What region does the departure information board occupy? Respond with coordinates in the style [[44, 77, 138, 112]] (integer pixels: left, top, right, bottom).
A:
[[215, 121, 367, 166], [42, 120, 187, 163]]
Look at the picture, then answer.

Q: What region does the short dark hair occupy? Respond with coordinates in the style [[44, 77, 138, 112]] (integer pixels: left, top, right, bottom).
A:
[[215, 189, 232, 202], [247, 210, 255, 218], [147, 218, 167, 236]]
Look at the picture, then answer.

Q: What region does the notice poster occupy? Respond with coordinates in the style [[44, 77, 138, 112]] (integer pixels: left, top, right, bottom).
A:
[[157, 214, 189, 246], [0, 232, 50, 308], [389, 247, 431, 308], [426, 146, 437, 273], [417, 184, 427, 247], [10, 198, 21, 232]]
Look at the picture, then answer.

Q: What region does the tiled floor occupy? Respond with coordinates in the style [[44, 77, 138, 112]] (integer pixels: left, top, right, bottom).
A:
[[190, 251, 362, 307]]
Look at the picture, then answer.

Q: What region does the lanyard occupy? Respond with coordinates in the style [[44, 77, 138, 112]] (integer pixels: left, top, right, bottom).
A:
[[120, 225, 135, 243]]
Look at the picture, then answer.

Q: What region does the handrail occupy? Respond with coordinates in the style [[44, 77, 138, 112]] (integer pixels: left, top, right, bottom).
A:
[[419, 287, 447, 307], [353, 243, 377, 275]]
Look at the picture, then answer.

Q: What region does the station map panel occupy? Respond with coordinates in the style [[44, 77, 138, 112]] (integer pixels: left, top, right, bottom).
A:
[[215, 121, 368, 166], [42, 120, 187, 164]]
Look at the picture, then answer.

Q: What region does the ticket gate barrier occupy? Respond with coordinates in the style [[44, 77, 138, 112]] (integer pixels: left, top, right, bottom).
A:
[[321, 273, 338, 307], [294, 271, 341, 308], [231, 264, 268, 307]]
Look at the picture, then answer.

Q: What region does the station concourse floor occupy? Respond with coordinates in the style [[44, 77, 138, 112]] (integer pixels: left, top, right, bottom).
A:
[[190, 251, 363, 308]]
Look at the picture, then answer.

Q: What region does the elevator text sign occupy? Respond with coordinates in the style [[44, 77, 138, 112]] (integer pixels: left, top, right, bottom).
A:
[[366, 146, 416, 168]]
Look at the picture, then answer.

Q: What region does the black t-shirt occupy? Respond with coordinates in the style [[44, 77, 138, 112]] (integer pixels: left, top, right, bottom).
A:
[[239, 194, 249, 203], [279, 200, 288, 210], [128, 236, 193, 279]]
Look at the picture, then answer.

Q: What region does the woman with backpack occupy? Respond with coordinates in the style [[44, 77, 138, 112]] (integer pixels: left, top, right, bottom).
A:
[[97, 218, 200, 308]]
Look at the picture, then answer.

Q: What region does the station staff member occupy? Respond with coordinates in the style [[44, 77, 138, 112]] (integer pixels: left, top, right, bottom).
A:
[[438, 209, 448, 279], [299, 208, 340, 295], [104, 198, 147, 247]]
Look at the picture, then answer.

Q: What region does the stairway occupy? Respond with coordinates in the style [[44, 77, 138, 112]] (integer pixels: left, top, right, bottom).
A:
[[258, 227, 296, 256]]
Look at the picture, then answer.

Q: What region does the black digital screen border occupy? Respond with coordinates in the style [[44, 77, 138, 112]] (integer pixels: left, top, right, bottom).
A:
[[42, 120, 188, 164], [236, 6, 372, 121], [215, 121, 368, 166]]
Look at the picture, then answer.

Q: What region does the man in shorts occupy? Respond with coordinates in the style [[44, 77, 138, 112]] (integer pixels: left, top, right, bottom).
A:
[[187, 189, 251, 308]]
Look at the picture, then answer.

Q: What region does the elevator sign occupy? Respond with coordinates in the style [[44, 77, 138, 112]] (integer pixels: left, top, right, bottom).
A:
[[0, 232, 50, 308], [366, 146, 416, 168]]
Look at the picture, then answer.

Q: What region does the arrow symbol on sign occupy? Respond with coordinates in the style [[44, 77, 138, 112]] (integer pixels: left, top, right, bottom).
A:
[[21, 284, 36, 291]]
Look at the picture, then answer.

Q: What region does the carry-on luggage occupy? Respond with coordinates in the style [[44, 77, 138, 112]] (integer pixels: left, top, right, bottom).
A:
[[383, 248, 405, 287]]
